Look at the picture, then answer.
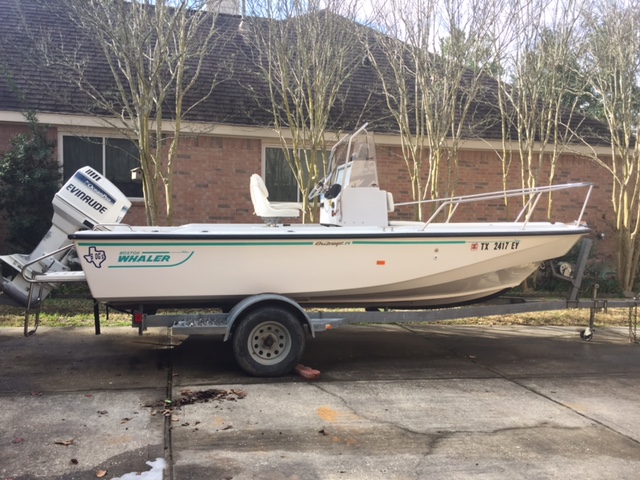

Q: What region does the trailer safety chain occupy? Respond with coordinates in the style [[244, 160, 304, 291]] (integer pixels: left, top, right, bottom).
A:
[[628, 304, 638, 344]]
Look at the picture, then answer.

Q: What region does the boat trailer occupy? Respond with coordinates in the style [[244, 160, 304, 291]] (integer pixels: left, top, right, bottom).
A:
[[10, 235, 639, 376]]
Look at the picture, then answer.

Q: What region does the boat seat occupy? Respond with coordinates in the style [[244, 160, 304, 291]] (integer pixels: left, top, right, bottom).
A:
[[386, 192, 394, 213], [250, 174, 302, 224]]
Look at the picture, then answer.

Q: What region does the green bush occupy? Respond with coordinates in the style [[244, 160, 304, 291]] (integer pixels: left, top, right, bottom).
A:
[[0, 112, 61, 253]]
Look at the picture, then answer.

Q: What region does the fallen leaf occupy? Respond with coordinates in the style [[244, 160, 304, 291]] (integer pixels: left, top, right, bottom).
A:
[[30, 392, 43, 397], [11, 437, 24, 444], [96, 469, 108, 478], [171, 415, 180, 422], [120, 418, 131, 424], [97, 410, 108, 415], [231, 389, 247, 399], [54, 439, 75, 446]]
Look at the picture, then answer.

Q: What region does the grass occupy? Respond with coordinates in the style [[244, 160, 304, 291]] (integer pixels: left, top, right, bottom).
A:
[[437, 308, 634, 327], [0, 296, 637, 329], [0, 297, 131, 328]]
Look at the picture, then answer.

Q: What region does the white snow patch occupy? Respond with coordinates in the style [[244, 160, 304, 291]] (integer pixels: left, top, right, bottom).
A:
[[110, 458, 166, 480]]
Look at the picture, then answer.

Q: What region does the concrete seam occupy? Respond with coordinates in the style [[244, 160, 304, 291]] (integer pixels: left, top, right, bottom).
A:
[[164, 327, 175, 480]]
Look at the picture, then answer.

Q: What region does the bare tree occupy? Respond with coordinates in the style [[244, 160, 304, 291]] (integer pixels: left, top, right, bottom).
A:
[[365, 0, 499, 220], [483, 0, 522, 208], [580, 0, 640, 293], [17, 0, 224, 226], [496, 0, 587, 217], [244, 0, 363, 222]]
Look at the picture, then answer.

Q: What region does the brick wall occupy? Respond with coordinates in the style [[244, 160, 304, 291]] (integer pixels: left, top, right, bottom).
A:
[[377, 144, 615, 265], [169, 135, 261, 224], [0, 122, 58, 151]]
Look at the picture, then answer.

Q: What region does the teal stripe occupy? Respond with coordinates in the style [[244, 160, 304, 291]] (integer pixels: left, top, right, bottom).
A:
[[78, 240, 467, 248], [78, 241, 314, 247]]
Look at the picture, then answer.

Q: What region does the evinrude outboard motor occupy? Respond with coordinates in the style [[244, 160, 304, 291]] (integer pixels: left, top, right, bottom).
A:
[[0, 167, 131, 307]]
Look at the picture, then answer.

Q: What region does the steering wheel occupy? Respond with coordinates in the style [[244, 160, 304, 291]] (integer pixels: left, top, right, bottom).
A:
[[324, 183, 342, 199]]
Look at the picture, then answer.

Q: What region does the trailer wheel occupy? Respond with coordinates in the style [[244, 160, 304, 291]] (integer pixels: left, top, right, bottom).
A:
[[232, 306, 306, 377], [580, 329, 593, 341]]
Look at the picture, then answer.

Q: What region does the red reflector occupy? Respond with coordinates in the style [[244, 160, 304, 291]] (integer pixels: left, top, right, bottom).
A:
[[133, 313, 144, 324], [377, 260, 386, 266]]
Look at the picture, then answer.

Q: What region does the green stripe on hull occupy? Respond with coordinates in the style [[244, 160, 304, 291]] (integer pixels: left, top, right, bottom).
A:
[[78, 240, 466, 248], [78, 241, 315, 247]]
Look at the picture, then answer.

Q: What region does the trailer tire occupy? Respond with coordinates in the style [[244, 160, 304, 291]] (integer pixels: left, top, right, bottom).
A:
[[232, 306, 306, 377], [580, 329, 593, 341]]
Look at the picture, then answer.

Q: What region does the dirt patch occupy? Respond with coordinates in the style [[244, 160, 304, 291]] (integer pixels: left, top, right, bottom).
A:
[[145, 388, 247, 416]]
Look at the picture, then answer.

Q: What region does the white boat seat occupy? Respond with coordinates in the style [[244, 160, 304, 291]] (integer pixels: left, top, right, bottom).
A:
[[250, 174, 302, 223], [386, 192, 394, 213]]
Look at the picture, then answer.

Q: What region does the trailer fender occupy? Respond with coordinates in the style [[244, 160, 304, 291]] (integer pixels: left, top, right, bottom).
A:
[[223, 294, 314, 341]]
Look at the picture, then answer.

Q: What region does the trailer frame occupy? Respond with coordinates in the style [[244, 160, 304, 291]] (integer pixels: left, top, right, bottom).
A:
[[17, 237, 640, 376]]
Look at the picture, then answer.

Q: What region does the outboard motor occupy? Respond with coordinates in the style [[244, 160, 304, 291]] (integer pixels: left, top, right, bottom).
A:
[[0, 167, 131, 307]]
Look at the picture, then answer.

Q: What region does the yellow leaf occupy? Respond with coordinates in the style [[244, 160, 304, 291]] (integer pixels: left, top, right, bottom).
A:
[[54, 439, 75, 446]]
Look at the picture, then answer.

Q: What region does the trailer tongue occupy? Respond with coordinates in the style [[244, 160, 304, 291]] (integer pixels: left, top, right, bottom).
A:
[[0, 167, 130, 308]]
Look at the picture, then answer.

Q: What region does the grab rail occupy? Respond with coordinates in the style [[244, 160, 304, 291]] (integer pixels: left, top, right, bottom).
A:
[[20, 243, 76, 283], [394, 182, 593, 231]]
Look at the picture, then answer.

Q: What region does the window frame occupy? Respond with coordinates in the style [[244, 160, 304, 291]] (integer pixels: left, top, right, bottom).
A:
[[58, 131, 144, 201]]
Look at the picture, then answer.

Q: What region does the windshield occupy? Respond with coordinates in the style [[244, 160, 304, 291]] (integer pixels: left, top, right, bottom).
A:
[[309, 124, 380, 200], [326, 125, 379, 189]]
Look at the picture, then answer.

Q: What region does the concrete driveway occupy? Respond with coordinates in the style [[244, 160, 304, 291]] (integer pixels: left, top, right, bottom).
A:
[[1, 323, 639, 479]]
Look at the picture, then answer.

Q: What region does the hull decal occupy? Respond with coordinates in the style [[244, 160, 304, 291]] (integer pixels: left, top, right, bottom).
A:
[[108, 251, 195, 269]]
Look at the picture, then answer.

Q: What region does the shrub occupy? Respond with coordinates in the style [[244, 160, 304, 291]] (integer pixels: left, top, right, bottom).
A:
[[0, 112, 61, 253]]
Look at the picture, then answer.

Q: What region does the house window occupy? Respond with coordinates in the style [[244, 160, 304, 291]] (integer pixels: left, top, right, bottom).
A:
[[264, 147, 327, 202], [62, 136, 143, 198], [265, 147, 298, 202]]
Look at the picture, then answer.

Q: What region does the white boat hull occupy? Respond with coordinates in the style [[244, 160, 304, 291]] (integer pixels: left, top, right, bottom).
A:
[[71, 222, 588, 309]]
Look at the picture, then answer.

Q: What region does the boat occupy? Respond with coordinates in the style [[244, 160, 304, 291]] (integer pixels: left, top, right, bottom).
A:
[[58, 125, 592, 311]]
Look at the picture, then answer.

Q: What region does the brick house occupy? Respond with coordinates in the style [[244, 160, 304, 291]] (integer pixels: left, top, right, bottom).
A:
[[0, 0, 616, 266]]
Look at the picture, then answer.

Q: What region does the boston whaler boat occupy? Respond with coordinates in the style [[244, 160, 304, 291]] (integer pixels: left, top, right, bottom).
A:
[[0, 125, 593, 376], [69, 125, 592, 309]]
